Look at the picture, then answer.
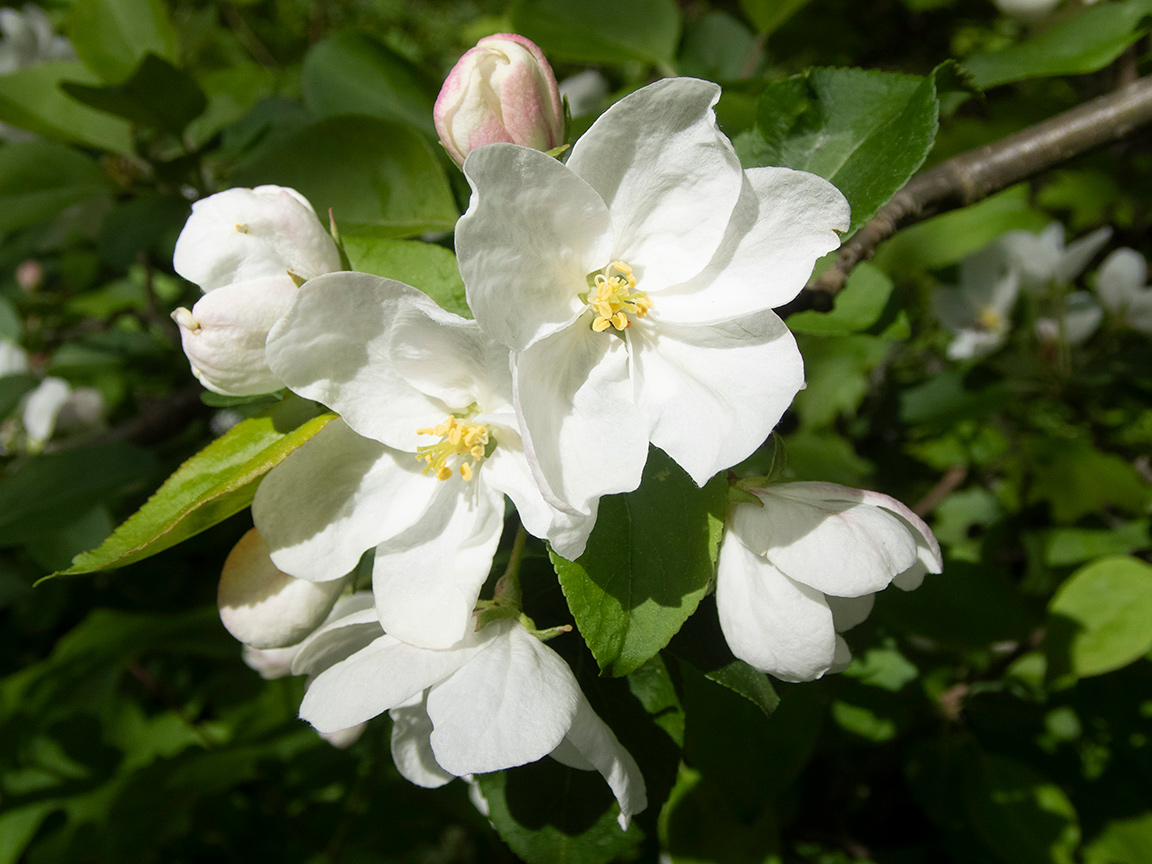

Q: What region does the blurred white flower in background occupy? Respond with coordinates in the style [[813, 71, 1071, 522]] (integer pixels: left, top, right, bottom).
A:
[[1095, 247, 1152, 334], [1035, 291, 1103, 347], [0, 5, 73, 74], [991, 0, 1062, 22], [933, 243, 1020, 359], [999, 221, 1111, 292], [559, 69, 609, 118]]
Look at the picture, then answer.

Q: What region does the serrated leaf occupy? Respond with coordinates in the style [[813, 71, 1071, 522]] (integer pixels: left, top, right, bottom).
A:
[[736, 66, 940, 233], [552, 447, 727, 677], [512, 0, 682, 68], [46, 398, 334, 579], [342, 236, 469, 318], [1047, 555, 1152, 679], [963, 0, 1152, 90]]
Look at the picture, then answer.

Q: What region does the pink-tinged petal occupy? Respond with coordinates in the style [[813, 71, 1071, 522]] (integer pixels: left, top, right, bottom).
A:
[[654, 168, 849, 323], [426, 622, 580, 775], [513, 325, 648, 515], [716, 533, 838, 682], [557, 697, 648, 830], [252, 419, 440, 582], [373, 479, 505, 649], [458, 144, 611, 352], [733, 485, 920, 597], [631, 309, 803, 487], [300, 625, 499, 733], [265, 274, 451, 450], [390, 695, 456, 788], [566, 78, 743, 292]]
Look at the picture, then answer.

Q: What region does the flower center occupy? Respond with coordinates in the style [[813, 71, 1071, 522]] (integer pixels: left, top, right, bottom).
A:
[[582, 261, 652, 332], [415, 414, 493, 481], [977, 306, 1004, 332]]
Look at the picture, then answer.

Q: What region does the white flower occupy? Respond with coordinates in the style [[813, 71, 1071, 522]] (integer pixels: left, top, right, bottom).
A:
[[294, 611, 647, 830], [0, 5, 73, 75], [217, 528, 350, 650], [253, 275, 596, 649], [1096, 247, 1152, 334], [171, 186, 341, 396], [559, 70, 609, 118], [1035, 291, 1102, 347], [933, 243, 1020, 359], [991, 0, 1061, 22], [999, 222, 1111, 293], [717, 482, 942, 682], [456, 77, 849, 516], [20, 376, 104, 448], [0, 339, 28, 377]]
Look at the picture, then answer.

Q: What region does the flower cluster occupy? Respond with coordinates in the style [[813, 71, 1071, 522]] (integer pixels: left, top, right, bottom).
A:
[[173, 35, 941, 827]]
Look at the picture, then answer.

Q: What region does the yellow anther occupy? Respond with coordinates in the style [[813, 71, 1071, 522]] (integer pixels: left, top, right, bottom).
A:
[[977, 307, 1003, 332], [586, 260, 653, 332], [235, 223, 250, 233], [415, 414, 492, 481]]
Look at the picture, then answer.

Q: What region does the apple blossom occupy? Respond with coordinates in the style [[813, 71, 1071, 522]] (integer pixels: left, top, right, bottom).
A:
[[1035, 291, 1103, 347], [991, 0, 1061, 22], [434, 33, 564, 167], [19, 376, 104, 448], [717, 482, 942, 682], [999, 221, 1111, 293], [0, 5, 73, 76], [456, 77, 849, 516], [1096, 247, 1152, 334], [932, 243, 1020, 359], [295, 610, 647, 829], [253, 275, 596, 649], [171, 185, 341, 396]]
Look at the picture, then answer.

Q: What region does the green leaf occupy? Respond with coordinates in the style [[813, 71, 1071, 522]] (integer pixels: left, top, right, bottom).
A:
[[551, 447, 728, 677], [0, 62, 134, 153], [736, 66, 940, 233], [1044, 520, 1151, 567], [62, 54, 207, 135], [739, 0, 814, 36], [0, 141, 109, 235], [185, 64, 277, 150], [302, 33, 438, 134], [46, 398, 335, 579], [232, 116, 458, 239], [342, 236, 469, 318], [1027, 437, 1150, 523], [66, 0, 179, 84], [1047, 556, 1152, 679], [786, 262, 893, 334], [1084, 812, 1152, 864], [678, 12, 760, 82], [0, 372, 39, 419], [962, 0, 1152, 90], [512, 0, 682, 69]]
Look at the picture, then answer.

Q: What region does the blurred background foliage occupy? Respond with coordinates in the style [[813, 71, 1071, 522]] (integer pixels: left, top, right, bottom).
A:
[[0, 0, 1150, 861]]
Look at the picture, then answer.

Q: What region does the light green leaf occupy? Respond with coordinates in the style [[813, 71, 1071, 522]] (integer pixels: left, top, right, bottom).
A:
[[552, 447, 728, 677], [302, 33, 438, 133], [1084, 812, 1152, 864], [1047, 555, 1152, 679], [66, 0, 178, 83], [232, 116, 458, 238], [963, 0, 1152, 90], [0, 62, 134, 153], [512, 0, 682, 69], [739, 0, 814, 36], [1027, 438, 1150, 523], [185, 64, 277, 150], [0, 141, 109, 235], [787, 262, 893, 334], [1045, 520, 1151, 567], [736, 66, 940, 233], [46, 398, 335, 579], [342, 236, 469, 318]]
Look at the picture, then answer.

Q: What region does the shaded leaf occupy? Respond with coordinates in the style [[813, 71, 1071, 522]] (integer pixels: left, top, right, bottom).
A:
[[513, 0, 682, 68], [66, 0, 178, 83], [62, 54, 207, 135]]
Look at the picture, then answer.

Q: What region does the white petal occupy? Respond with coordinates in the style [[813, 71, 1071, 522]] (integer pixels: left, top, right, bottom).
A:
[[0, 339, 28, 376], [826, 593, 875, 632], [1055, 226, 1112, 284], [265, 274, 452, 449], [427, 622, 580, 775], [514, 326, 648, 515], [1060, 292, 1103, 345], [1125, 292, 1152, 334], [733, 486, 919, 597], [217, 528, 348, 649], [715, 533, 837, 682], [631, 309, 804, 486], [252, 419, 440, 581], [566, 78, 743, 291], [300, 625, 498, 733], [390, 694, 456, 788], [373, 479, 505, 649], [174, 185, 340, 292], [654, 167, 849, 323], [21, 377, 70, 444], [458, 143, 611, 351], [242, 644, 299, 680], [829, 635, 853, 675], [1096, 248, 1147, 312], [291, 605, 382, 677], [556, 697, 648, 830], [946, 328, 1006, 360]]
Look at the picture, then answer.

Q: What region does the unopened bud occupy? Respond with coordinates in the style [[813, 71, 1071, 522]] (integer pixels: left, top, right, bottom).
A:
[[15, 259, 43, 292], [434, 33, 563, 167]]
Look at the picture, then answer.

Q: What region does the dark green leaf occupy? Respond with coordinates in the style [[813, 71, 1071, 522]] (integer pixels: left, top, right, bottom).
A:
[[678, 12, 760, 81], [0, 141, 109, 235], [739, 0, 814, 36], [512, 0, 682, 69], [736, 66, 940, 232], [46, 398, 334, 579], [0, 62, 133, 153], [552, 447, 727, 677], [233, 116, 458, 238], [787, 262, 893, 334], [62, 54, 207, 135], [1047, 555, 1152, 679], [342, 236, 469, 318], [0, 372, 39, 419], [963, 0, 1152, 90], [302, 33, 438, 133], [66, 0, 178, 83]]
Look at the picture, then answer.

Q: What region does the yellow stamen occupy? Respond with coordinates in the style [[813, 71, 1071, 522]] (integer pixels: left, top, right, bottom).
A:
[[585, 260, 652, 332], [415, 414, 491, 481], [977, 307, 1003, 332], [235, 223, 249, 233]]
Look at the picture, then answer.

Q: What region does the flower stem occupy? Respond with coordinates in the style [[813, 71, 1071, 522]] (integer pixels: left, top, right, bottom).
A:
[[494, 522, 528, 609]]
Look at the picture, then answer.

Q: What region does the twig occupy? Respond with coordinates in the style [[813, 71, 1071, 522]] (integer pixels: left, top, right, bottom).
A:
[[806, 74, 1152, 298], [913, 465, 968, 517], [94, 383, 210, 448]]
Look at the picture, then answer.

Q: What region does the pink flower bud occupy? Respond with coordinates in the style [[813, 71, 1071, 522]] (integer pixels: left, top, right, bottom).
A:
[[434, 33, 564, 167]]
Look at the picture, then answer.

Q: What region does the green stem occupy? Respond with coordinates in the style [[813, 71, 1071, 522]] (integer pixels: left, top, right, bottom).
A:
[[494, 522, 528, 609]]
